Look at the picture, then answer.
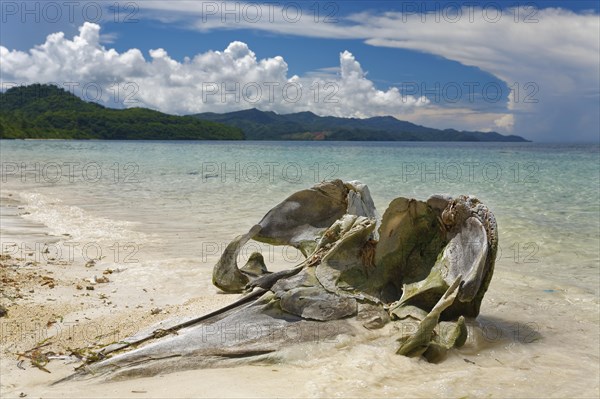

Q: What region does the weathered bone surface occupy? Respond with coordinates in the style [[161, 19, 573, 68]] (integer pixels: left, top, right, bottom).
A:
[[253, 179, 378, 256], [213, 180, 379, 293], [58, 180, 497, 383]]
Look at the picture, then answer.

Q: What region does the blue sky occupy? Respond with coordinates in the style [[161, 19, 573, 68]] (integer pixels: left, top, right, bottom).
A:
[[1, 1, 599, 142]]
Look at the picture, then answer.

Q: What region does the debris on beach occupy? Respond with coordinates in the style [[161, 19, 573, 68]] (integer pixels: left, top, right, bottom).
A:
[[17, 342, 53, 373], [94, 276, 110, 284], [41, 276, 55, 288]]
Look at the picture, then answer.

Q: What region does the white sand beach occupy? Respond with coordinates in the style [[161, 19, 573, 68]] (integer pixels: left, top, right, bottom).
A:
[[1, 141, 599, 398]]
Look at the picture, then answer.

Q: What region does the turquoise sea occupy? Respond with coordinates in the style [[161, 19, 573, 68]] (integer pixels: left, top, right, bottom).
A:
[[1, 140, 599, 397], [1, 141, 598, 290]]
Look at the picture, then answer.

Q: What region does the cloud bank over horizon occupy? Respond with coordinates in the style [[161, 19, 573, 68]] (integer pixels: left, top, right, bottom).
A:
[[133, 2, 600, 142], [0, 23, 432, 124], [1, 3, 598, 142]]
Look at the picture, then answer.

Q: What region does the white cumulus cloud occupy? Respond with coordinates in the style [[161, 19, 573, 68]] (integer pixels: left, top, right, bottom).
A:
[[132, 2, 599, 141], [0, 22, 427, 118]]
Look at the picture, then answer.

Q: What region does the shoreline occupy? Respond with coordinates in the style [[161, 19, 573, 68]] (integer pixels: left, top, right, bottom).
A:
[[0, 194, 248, 398], [1, 190, 599, 398]]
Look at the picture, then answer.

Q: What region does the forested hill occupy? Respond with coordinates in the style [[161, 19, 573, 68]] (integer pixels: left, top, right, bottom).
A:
[[0, 84, 244, 140], [0, 84, 528, 142], [193, 108, 529, 142]]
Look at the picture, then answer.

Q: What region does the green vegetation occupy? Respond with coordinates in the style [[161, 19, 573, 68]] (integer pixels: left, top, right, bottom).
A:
[[0, 84, 528, 142], [0, 84, 244, 140], [194, 109, 529, 142]]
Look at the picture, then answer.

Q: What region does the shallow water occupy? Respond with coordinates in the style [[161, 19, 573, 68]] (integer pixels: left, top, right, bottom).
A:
[[1, 140, 598, 397]]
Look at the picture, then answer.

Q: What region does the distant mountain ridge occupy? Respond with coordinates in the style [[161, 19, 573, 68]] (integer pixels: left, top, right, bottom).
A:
[[0, 84, 528, 142], [0, 84, 244, 140], [193, 108, 529, 142]]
